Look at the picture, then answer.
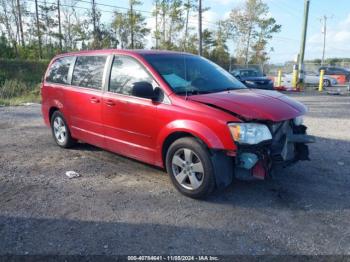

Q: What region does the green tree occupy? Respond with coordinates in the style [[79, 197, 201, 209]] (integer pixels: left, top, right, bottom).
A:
[[249, 17, 281, 64], [39, 0, 59, 57], [202, 29, 214, 58], [111, 12, 129, 48], [182, 0, 196, 51], [111, 3, 149, 49], [0, 0, 18, 56], [89, 6, 103, 49], [228, 0, 281, 64], [0, 34, 15, 58], [210, 21, 230, 69], [157, 0, 184, 50], [60, 1, 89, 51]]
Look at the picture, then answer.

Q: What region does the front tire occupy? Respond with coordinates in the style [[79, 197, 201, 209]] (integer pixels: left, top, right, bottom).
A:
[[51, 111, 76, 148], [323, 79, 331, 87], [165, 137, 215, 198]]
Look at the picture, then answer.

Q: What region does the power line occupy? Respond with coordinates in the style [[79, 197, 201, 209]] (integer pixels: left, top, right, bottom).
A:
[[27, 0, 116, 14], [27, 0, 217, 26], [26, 0, 217, 32], [31, 0, 218, 26], [75, 0, 153, 14]]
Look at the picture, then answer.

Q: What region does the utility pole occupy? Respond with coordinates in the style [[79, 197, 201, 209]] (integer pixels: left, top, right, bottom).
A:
[[198, 0, 202, 56], [155, 0, 159, 49], [298, 0, 310, 88], [16, 0, 25, 46], [162, 0, 165, 44], [184, 0, 189, 51], [320, 15, 333, 65], [92, 0, 97, 42], [130, 0, 134, 49], [34, 0, 42, 59], [321, 15, 327, 65], [57, 0, 62, 51]]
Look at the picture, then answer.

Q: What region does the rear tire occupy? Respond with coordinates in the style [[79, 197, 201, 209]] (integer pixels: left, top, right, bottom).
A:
[[165, 137, 215, 199], [51, 111, 76, 148]]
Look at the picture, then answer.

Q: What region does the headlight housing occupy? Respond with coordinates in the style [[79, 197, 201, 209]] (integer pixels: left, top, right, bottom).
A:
[[228, 123, 272, 145], [293, 115, 304, 126]]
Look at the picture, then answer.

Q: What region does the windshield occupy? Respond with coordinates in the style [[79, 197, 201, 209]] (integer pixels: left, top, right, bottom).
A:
[[239, 69, 263, 77], [142, 54, 246, 94]]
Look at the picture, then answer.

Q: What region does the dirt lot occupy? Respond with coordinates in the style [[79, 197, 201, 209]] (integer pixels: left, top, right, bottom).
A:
[[0, 93, 350, 256]]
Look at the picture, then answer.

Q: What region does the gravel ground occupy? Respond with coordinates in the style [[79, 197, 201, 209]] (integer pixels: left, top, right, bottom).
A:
[[0, 93, 350, 256]]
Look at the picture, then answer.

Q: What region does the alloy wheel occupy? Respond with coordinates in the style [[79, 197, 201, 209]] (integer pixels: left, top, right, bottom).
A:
[[171, 148, 204, 190], [53, 116, 67, 144]]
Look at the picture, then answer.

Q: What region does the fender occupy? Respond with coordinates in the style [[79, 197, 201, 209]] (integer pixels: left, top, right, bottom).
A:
[[155, 119, 230, 167], [158, 119, 225, 148]]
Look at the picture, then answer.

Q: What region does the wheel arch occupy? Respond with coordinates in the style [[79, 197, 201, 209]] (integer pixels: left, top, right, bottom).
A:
[[158, 120, 226, 169], [161, 131, 208, 170], [49, 106, 59, 124]]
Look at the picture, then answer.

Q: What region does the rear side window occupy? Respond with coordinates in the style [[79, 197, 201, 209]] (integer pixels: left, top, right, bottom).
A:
[[46, 56, 74, 84], [72, 56, 107, 89], [109, 56, 153, 95]]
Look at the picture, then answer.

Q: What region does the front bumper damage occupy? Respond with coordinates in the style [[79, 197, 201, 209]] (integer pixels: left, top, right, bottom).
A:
[[212, 120, 315, 188], [234, 121, 315, 180]]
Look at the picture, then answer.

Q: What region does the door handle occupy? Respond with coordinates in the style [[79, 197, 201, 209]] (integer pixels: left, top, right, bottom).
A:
[[105, 100, 116, 106], [90, 97, 100, 103]]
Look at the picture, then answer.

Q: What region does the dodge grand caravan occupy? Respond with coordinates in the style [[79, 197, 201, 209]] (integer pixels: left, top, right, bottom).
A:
[[42, 50, 315, 198]]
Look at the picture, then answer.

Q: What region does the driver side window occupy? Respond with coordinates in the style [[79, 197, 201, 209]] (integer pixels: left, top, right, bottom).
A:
[[109, 56, 154, 96]]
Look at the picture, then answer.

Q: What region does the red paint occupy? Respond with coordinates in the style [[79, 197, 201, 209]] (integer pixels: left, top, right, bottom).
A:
[[328, 74, 346, 85], [252, 161, 266, 180], [189, 88, 306, 121], [42, 49, 307, 168]]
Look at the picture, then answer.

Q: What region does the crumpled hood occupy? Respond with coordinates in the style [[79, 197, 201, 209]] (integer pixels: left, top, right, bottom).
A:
[[189, 89, 307, 122]]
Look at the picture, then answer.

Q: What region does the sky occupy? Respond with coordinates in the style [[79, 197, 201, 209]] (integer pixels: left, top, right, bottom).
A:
[[30, 0, 350, 63]]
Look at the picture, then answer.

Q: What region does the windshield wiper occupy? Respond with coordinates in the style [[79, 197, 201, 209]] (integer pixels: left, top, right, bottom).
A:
[[198, 87, 245, 94], [175, 87, 245, 95], [175, 90, 211, 95]]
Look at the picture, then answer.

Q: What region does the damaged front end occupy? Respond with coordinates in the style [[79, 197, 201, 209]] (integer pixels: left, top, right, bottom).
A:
[[234, 120, 315, 181]]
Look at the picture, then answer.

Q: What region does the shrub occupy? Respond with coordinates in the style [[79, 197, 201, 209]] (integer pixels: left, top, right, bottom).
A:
[[0, 59, 46, 105], [0, 79, 35, 99], [0, 59, 49, 85]]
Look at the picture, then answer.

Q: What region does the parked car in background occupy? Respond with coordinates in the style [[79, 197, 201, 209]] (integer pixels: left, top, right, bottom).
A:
[[230, 69, 274, 90], [283, 71, 337, 87], [42, 50, 314, 198], [319, 66, 350, 82]]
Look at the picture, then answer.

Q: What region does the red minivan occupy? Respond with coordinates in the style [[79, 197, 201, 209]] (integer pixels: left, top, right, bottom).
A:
[[42, 49, 315, 198]]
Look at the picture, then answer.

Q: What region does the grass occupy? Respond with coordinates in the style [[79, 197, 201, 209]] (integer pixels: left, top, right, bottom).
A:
[[0, 80, 41, 106], [0, 87, 41, 106]]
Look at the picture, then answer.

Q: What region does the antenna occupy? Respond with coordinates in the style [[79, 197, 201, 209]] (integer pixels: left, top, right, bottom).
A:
[[184, 54, 188, 100]]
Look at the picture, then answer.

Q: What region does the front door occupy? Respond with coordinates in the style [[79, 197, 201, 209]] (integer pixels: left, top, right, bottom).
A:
[[102, 55, 160, 164]]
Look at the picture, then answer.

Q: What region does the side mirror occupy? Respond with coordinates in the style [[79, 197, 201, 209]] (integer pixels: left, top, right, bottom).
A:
[[131, 81, 155, 100], [131, 81, 163, 102], [153, 87, 163, 102]]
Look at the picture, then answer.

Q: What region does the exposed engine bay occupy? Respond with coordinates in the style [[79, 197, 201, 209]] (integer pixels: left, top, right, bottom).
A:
[[234, 120, 315, 181], [211, 120, 316, 188]]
